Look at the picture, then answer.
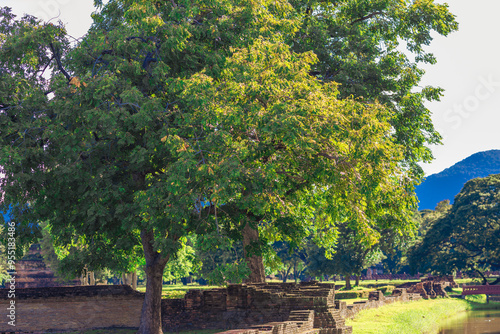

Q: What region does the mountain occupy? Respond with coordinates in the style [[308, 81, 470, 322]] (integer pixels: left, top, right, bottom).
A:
[[416, 150, 500, 210]]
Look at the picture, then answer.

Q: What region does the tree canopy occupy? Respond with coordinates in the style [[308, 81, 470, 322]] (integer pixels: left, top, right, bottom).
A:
[[0, 1, 457, 332], [409, 174, 500, 284]]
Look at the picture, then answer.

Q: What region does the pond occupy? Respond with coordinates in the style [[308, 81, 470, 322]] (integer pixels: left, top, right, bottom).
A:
[[439, 309, 500, 333]]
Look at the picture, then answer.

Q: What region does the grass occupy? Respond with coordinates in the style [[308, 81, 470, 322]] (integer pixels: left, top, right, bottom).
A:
[[136, 283, 222, 299], [346, 298, 471, 334], [346, 294, 500, 334]]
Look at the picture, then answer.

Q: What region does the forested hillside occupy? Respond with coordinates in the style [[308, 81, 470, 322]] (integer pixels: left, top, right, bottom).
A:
[[417, 150, 500, 209]]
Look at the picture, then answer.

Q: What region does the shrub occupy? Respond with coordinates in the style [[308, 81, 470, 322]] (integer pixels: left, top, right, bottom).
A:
[[378, 285, 395, 295], [336, 291, 360, 299]]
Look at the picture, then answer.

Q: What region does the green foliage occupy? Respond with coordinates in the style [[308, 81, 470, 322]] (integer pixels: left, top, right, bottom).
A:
[[0, 0, 456, 274], [335, 291, 361, 299], [272, 241, 306, 282], [290, 0, 458, 175], [336, 289, 372, 299], [194, 233, 250, 285], [305, 213, 418, 281], [378, 285, 395, 295], [184, 38, 419, 257], [419, 199, 451, 233], [409, 174, 500, 276], [163, 238, 199, 282]]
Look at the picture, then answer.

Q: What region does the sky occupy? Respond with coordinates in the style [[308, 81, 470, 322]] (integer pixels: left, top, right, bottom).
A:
[[4, 0, 500, 176]]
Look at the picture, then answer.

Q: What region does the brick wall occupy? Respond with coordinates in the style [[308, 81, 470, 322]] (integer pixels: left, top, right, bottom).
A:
[[0, 285, 143, 332]]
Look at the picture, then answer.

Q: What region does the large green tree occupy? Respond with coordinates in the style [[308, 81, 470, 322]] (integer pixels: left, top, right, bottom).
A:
[[181, 38, 422, 282], [0, 1, 456, 332], [409, 174, 500, 284]]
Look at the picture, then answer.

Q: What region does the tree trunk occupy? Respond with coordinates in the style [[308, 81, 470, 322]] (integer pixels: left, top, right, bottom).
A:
[[138, 230, 169, 334], [475, 269, 488, 285], [242, 222, 265, 283], [355, 275, 360, 287], [81, 267, 88, 285], [345, 275, 352, 290], [89, 271, 95, 285], [132, 270, 138, 290], [293, 262, 299, 284]]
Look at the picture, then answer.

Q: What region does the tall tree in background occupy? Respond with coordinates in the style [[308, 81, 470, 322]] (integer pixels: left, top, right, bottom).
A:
[[273, 241, 307, 283], [305, 215, 415, 289], [409, 174, 500, 284], [194, 233, 250, 285]]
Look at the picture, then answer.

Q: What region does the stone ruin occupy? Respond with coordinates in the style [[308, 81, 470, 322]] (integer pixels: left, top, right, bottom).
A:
[[334, 288, 421, 320], [13, 244, 79, 288], [162, 282, 352, 333], [397, 276, 458, 299], [162, 282, 423, 334], [0, 282, 425, 333]]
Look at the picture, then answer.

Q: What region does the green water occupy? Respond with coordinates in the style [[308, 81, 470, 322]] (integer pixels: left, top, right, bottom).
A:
[[439, 309, 500, 333]]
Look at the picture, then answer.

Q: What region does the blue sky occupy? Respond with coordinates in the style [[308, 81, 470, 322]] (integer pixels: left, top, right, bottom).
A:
[[5, 0, 500, 176]]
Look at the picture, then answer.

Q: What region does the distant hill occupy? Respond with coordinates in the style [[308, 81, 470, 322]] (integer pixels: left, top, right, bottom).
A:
[[416, 150, 500, 210]]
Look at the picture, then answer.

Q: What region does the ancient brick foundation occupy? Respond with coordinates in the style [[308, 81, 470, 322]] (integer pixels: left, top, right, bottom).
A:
[[161, 282, 422, 334], [208, 283, 421, 334], [336, 289, 421, 320], [0, 282, 422, 333]]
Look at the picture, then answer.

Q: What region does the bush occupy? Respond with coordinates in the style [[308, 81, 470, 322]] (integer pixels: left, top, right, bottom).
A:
[[378, 285, 395, 295], [362, 290, 373, 298], [336, 289, 373, 299], [336, 291, 360, 299]]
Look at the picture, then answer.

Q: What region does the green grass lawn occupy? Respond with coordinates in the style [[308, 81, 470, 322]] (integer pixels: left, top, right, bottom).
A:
[[346, 298, 471, 334], [136, 283, 223, 299], [346, 294, 500, 334]]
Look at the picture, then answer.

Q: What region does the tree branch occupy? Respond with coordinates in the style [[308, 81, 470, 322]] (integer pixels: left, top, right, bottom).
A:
[[49, 43, 71, 81], [351, 11, 384, 25], [38, 55, 54, 78]]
